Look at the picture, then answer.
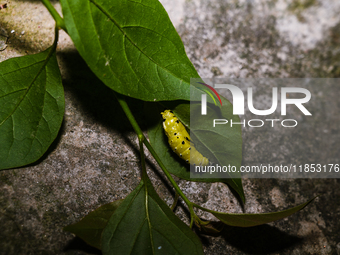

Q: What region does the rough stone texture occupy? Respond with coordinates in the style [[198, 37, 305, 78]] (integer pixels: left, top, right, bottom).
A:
[[1, 0, 340, 254]]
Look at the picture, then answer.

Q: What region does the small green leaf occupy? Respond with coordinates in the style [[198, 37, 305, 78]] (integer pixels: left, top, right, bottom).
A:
[[60, 0, 203, 102], [101, 178, 204, 255], [64, 200, 123, 250], [0, 48, 64, 170], [146, 99, 245, 203], [197, 197, 316, 227]]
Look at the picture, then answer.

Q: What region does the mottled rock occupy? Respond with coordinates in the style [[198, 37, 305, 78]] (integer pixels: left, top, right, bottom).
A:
[[0, 0, 339, 254]]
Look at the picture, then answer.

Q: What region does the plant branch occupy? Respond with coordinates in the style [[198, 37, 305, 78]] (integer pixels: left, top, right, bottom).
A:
[[115, 92, 196, 227], [52, 26, 59, 50], [114, 93, 144, 143], [139, 133, 148, 180], [41, 0, 67, 31], [170, 192, 179, 211]]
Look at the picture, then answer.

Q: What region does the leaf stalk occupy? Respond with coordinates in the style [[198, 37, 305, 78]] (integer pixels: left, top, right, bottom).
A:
[[41, 0, 67, 31]]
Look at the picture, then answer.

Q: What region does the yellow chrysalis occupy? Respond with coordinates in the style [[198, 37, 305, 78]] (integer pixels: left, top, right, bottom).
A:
[[161, 110, 209, 166]]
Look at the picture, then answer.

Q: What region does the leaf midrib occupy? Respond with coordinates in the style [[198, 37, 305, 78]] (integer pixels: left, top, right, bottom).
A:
[[144, 181, 156, 254]]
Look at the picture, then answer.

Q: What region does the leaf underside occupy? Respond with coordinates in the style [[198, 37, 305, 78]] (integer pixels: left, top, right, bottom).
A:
[[64, 200, 124, 250], [200, 197, 316, 227]]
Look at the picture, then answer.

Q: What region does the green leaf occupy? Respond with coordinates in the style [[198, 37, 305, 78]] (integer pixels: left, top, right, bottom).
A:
[[0, 48, 64, 170], [60, 0, 203, 102], [64, 200, 123, 250], [197, 197, 316, 227], [146, 99, 245, 203], [101, 178, 204, 255]]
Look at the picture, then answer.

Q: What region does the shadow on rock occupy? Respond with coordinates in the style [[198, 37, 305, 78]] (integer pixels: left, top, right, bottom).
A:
[[57, 49, 151, 133], [63, 236, 101, 255], [201, 223, 302, 254]]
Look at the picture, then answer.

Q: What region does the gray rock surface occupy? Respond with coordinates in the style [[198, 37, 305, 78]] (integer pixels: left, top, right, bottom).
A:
[[1, 0, 340, 254]]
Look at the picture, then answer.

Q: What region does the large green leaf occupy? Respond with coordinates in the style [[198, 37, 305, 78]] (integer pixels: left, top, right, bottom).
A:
[[101, 178, 204, 255], [196, 197, 316, 227], [60, 0, 203, 102], [146, 99, 245, 203], [64, 200, 123, 250], [0, 48, 64, 170]]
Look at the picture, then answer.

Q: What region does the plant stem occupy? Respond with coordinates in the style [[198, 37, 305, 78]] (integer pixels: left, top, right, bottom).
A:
[[115, 92, 196, 227], [143, 138, 196, 228], [170, 192, 179, 211], [192, 203, 215, 213], [139, 134, 148, 180], [142, 139, 191, 203], [41, 0, 67, 31], [52, 26, 59, 50], [114, 93, 144, 143]]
